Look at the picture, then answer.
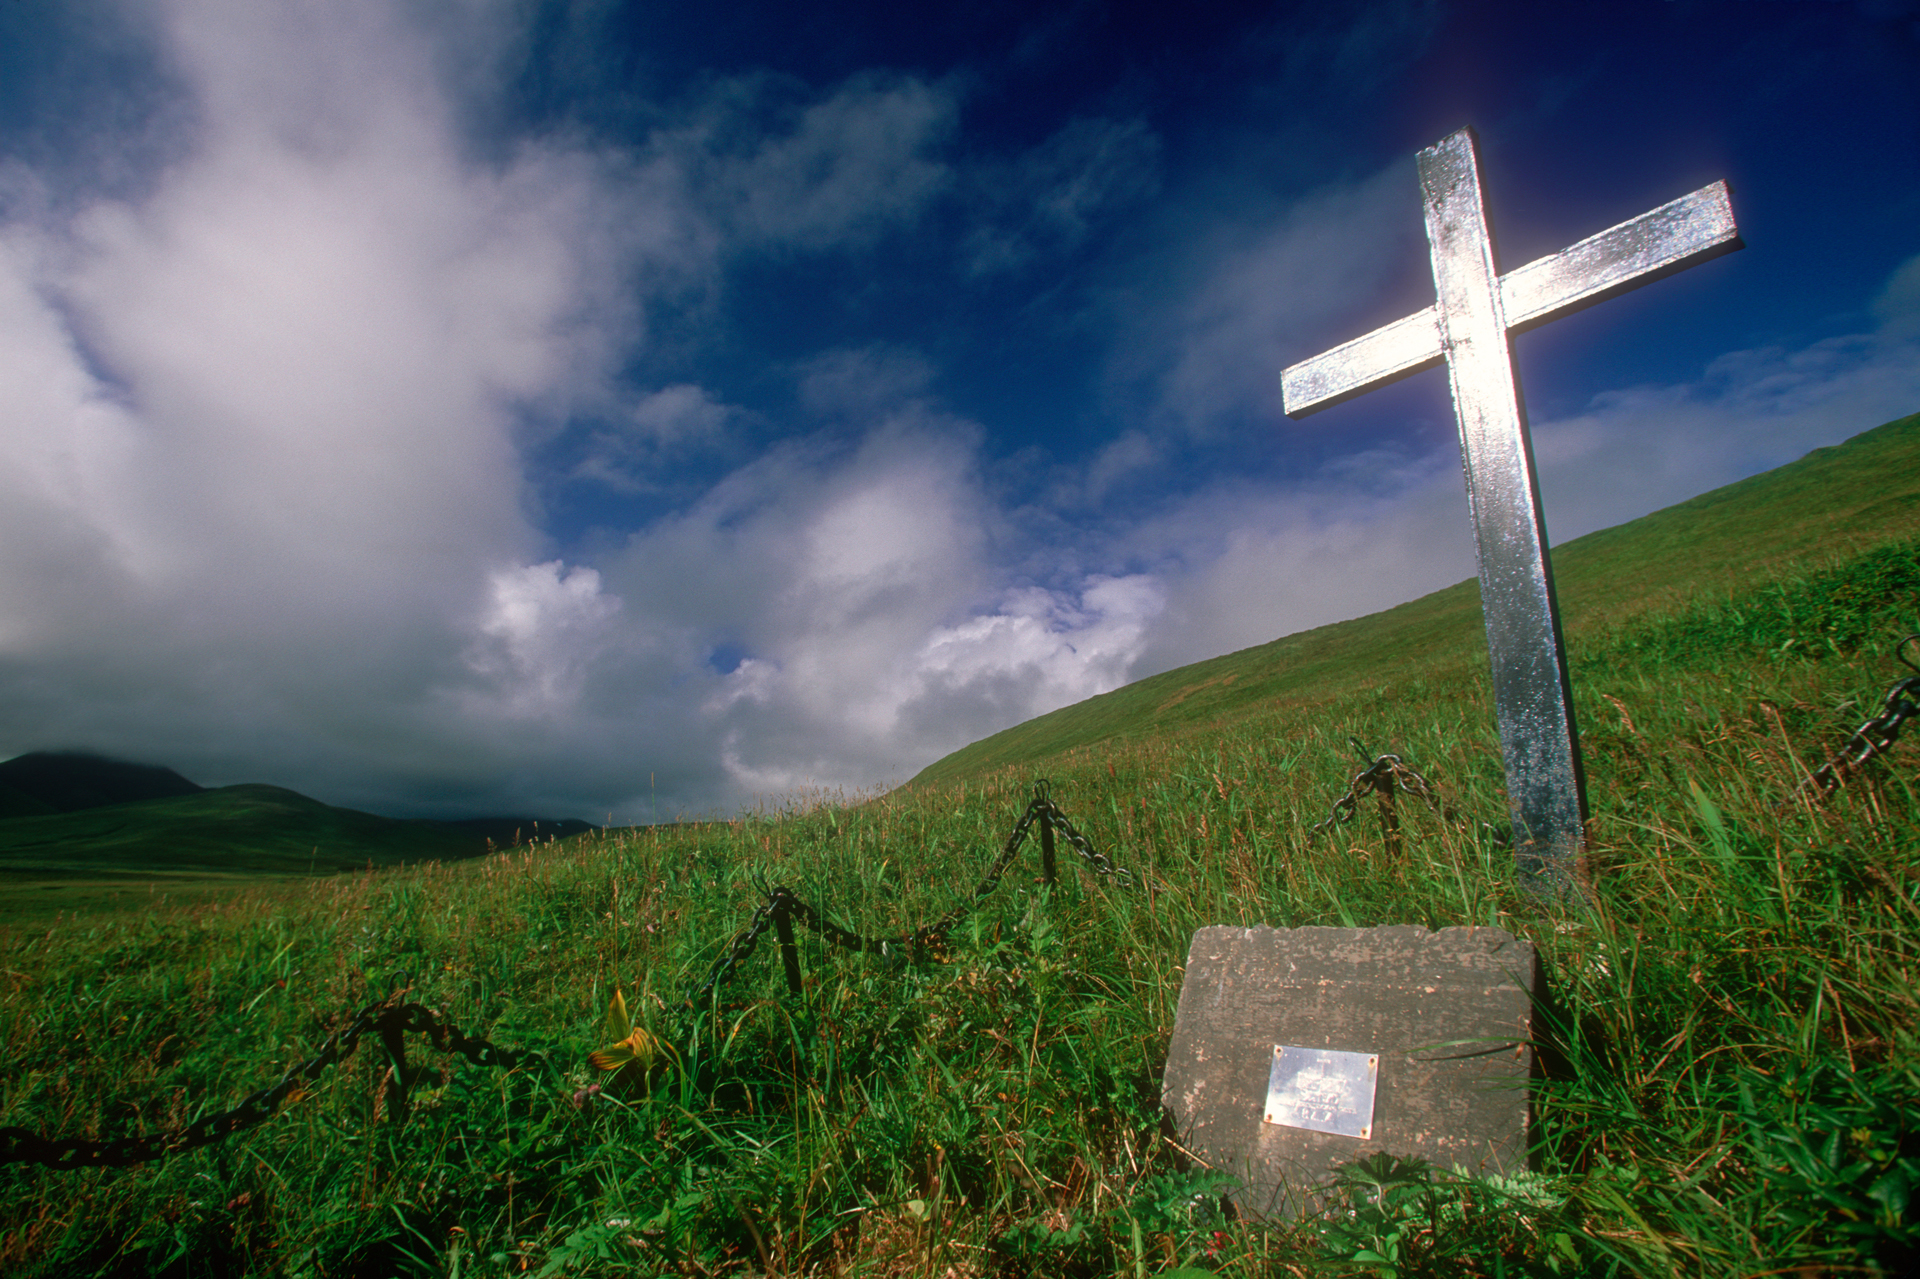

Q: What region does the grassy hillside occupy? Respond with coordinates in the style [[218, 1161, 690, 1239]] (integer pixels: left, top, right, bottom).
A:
[[910, 411, 1920, 785], [0, 783, 490, 877], [0, 412, 1916, 1277], [0, 785, 57, 820], [0, 785, 508, 921]]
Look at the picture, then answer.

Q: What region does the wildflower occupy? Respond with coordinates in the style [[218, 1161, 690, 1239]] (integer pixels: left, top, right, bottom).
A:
[[588, 989, 667, 1090]]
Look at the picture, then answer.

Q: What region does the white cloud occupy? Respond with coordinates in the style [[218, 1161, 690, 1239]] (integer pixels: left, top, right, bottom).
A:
[[1080, 428, 1162, 505], [631, 383, 731, 446], [615, 418, 991, 788], [1526, 325, 1920, 544], [1149, 158, 1419, 435], [0, 0, 680, 811], [688, 72, 957, 252], [964, 115, 1161, 276], [573, 383, 736, 490], [465, 561, 621, 717], [596, 400, 1164, 803], [1122, 452, 1475, 674], [1873, 250, 1920, 340], [911, 573, 1163, 710], [798, 346, 937, 420]]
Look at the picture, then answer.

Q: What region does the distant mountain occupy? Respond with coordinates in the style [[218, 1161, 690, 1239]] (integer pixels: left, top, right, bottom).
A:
[[0, 782, 602, 884], [0, 751, 599, 882], [0, 751, 204, 813], [0, 783, 479, 879]]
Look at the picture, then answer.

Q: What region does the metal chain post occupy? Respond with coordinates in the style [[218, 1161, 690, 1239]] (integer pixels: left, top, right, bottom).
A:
[[1310, 744, 1457, 848], [686, 780, 1134, 1010]]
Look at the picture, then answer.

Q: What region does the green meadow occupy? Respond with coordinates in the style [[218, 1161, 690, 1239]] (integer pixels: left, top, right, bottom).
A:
[[0, 777, 591, 924], [1, 412, 1917, 1277]]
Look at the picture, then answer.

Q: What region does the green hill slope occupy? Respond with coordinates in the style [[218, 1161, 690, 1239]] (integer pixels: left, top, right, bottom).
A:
[[910, 410, 1920, 785], [0, 783, 489, 881]]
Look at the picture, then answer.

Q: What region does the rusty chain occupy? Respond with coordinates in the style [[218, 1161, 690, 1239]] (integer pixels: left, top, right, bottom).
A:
[[1793, 633, 1920, 801], [1306, 635, 1919, 845], [685, 781, 1131, 1001], [1310, 738, 1455, 845], [1043, 793, 1135, 888], [683, 888, 792, 1008], [0, 974, 539, 1170]]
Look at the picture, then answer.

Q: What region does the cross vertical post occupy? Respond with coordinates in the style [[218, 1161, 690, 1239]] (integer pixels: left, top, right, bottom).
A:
[[1420, 131, 1584, 882], [1281, 127, 1742, 887]]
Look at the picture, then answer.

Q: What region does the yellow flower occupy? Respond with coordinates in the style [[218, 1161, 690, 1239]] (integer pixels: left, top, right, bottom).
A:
[[588, 989, 661, 1079]]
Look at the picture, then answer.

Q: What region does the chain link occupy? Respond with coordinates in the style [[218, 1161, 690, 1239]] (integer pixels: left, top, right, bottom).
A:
[[767, 795, 1047, 962], [1310, 748, 1452, 843], [0, 975, 536, 1170], [1306, 638, 1920, 835], [1040, 802, 1134, 888], [685, 890, 789, 1008], [1796, 633, 1920, 801], [686, 782, 1132, 1004]]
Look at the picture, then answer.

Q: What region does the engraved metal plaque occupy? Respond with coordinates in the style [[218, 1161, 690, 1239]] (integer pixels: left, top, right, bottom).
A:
[[1262, 1045, 1379, 1140]]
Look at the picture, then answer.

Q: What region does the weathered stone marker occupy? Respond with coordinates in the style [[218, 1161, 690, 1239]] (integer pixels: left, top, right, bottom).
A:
[[1162, 924, 1540, 1218], [1282, 127, 1742, 884]]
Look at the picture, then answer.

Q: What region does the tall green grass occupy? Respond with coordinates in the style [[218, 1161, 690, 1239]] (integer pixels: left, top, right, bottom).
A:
[[2, 535, 1917, 1274]]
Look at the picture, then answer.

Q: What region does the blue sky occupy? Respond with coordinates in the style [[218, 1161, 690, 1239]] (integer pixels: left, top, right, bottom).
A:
[[0, 0, 1915, 822]]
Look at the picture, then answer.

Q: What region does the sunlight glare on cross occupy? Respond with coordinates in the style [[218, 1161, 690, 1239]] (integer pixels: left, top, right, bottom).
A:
[[1282, 127, 1742, 888]]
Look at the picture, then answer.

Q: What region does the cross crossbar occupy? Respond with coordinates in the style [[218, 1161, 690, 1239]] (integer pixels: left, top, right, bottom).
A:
[[1284, 180, 1739, 416]]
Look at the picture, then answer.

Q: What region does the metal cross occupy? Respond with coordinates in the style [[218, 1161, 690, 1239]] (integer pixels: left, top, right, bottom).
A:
[[1282, 127, 1741, 885]]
